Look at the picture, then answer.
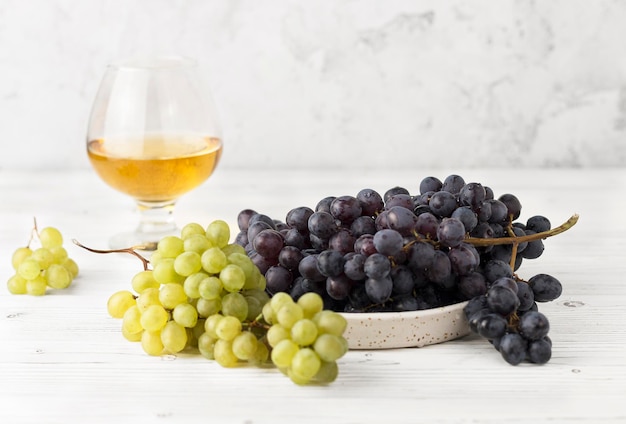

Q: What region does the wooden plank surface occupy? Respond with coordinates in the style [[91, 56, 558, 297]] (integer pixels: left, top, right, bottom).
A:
[[1, 168, 625, 424]]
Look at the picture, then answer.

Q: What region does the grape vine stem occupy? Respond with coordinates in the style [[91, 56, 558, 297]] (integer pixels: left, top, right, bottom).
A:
[[71, 239, 151, 270]]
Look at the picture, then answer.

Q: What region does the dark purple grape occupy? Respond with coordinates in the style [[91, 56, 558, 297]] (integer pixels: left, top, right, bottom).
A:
[[265, 265, 293, 294], [491, 277, 518, 293], [350, 216, 377, 238], [285, 206, 314, 234], [527, 338, 552, 364], [499, 333, 528, 365], [458, 272, 488, 298], [373, 229, 404, 257], [441, 174, 465, 194], [330, 195, 362, 224], [282, 228, 308, 250], [247, 221, 273, 244], [237, 209, 258, 231], [328, 230, 356, 255], [516, 281, 535, 311], [278, 246, 304, 271], [297, 255, 326, 282], [252, 229, 284, 259], [316, 250, 346, 278], [419, 176, 442, 194], [326, 274, 353, 300], [249, 251, 277, 275], [470, 222, 494, 239], [363, 253, 391, 279], [483, 259, 514, 283], [315, 196, 336, 213], [415, 212, 439, 238], [518, 311, 550, 340], [234, 230, 248, 247], [406, 242, 435, 271], [451, 206, 478, 232], [528, 274, 562, 302], [344, 253, 367, 281], [356, 188, 384, 217], [365, 276, 393, 304], [477, 313, 508, 339], [486, 285, 520, 316], [521, 230, 544, 259], [486, 199, 508, 224], [437, 217, 466, 248], [448, 243, 479, 276], [498, 193, 522, 221], [354, 234, 376, 256], [385, 206, 417, 236], [307, 211, 338, 239], [248, 213, 276, 229], [384, 194, 414, 210], [390, 265, 415, 295], [383, 186, 410, 203], [429, 191, 457, 217], [427, 250, 451, 284], [459, 183, 486, 209], [392, 294, 419, 312], [526, 215, 551, 233]]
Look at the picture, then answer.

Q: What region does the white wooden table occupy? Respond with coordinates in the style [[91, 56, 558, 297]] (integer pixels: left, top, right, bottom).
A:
[[1, 167, 625, 424]]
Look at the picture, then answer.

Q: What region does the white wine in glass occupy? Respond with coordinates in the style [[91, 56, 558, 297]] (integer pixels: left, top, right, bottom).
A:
[[86, 56, 222, 250]]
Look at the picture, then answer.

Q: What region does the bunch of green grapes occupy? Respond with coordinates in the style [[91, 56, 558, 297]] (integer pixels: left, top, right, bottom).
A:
[[7, 225, 80, 296], [105, 219, 349, 384]]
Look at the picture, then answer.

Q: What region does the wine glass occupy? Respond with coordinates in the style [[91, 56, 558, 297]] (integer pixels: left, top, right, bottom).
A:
[[86, 56, 223, 250]]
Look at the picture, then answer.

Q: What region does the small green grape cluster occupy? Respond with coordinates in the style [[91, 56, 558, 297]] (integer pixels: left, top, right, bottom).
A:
[[7, 226, 79, 296], [105, 220, 349, 385], [263, 292, 348, 385]]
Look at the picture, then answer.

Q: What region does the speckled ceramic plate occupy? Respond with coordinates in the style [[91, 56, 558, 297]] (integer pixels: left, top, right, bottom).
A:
[[340, 301, 470, 350]]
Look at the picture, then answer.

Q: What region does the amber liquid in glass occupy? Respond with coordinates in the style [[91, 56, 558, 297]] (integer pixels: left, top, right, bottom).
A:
[[87, 134, 222, 203]]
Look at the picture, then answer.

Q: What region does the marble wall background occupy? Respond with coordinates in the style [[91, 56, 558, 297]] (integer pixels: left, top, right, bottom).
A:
[[0, 0, 625, 171]]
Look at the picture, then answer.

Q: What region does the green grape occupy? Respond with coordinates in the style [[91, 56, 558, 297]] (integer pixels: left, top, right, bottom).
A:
[[313, 333, 348, 362], [122, 305, 143, 335], [182, 272, 208, 299], [11, 247, 32, 270], [7, 274, 27, 295], [174, 251, 202, 276], [205, 220, 230, 248], [215, 315, 242, 341], [221, 292, 248, 322], [270, 292, 294, 314], [313, 310, 347, 337], [149, 251, 164, 267], [276, 302, 304, 329], [250, 341, 270, 365], [152, 258, 184, 285], [26, 276, 47, 296], [131, 270, 159, 294], [122, 324, 143, 342], [49, 246, 68, 264], [312, 360, 339, 384], [232, 331, 258, 361], [107, 290, 137, 318], [297, 292, 324, 319], [291, 319, 318, 346], [200, 247, 228, 274], [140, 305, 169, 332], [141, 330, 164, 356], [198, 276, 223, 300], [213, 339, 239, 367], [173, 303, 198, 328], [157, 235, 184, 258], [18, 258, 41, 280], [219, 264, 246, 292], [228, 252, 262, 290], [136, 287, 161, 313], [31, 248, 54, 270], [195, 297, 221, 318], [161, 321, 188, 353], [39, 226, 63, 249], [244, 294, 263, 322], [45, 263, 72, 289], [159, 283, 188, 310], [183, 233, 211, 255], [191, 318, 206, 344], [63, 258, 79, 279], [266, 324, 290, 348], [262, 301, 275, 325], [204, 314, 224, 339], [221, 243, 246, 257], [197, 332, 217, 359], [180, 222, 206, 240], [290, 348, 321, 382], [270, 339, 299, 368]]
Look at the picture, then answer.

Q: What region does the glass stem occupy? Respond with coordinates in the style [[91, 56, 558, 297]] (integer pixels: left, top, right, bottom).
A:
[[135, 200, 177, 235]]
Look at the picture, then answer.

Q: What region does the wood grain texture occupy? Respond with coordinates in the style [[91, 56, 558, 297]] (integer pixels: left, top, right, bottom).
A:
[[1, 168, 625, 424]]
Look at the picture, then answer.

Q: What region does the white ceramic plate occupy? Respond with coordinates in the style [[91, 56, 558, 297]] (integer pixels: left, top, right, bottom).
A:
[[340, 301, 470, 350]]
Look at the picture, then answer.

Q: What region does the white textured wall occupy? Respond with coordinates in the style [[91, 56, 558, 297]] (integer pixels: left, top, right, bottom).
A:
[[1, 0, 625, 170]]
